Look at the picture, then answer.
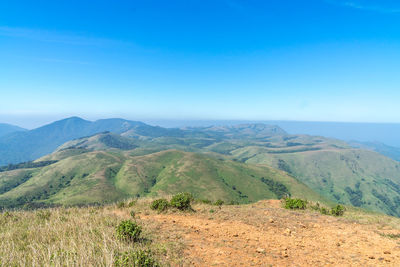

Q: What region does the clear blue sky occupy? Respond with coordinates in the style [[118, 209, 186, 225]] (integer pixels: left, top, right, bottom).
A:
[[1, 0, 400, 128]]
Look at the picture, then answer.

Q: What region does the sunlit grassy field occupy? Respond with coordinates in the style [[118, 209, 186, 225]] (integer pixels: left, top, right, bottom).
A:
[[2, 196, 400, 266], [0, 198, 184, 267]]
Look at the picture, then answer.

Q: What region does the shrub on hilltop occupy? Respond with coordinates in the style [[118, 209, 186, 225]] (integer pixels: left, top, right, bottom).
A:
[[150, 199, 169, 212], [331, 204, 345, 216], [170, 192, 193, 211], [116, 220, 142, 242], [284, 198, 307, 210]]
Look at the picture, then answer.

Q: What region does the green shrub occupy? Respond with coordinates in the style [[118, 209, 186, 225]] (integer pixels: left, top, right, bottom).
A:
[[114, 250, 159, 267], [170, 192, 193, 211], [128, 200, 137, 207], [214, 199, 224, 206], [116, 220, 142, 242], [150, 199, 169, 212], [308, 202, 345, 217], [331, 204, 345, 216], [284, 198, 307, 210], [320, 207, 329, 215], [209, 209, 215, 213], [117, 202, 126, 209]]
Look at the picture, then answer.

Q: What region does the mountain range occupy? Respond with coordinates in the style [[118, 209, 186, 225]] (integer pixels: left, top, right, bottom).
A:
[[1, 117, 400, 217], [0, 117, 182, 165]]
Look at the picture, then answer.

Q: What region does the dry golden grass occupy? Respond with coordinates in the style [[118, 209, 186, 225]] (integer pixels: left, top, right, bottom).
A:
[[3, 197, 400, 266], [0, 198, 184, 267]]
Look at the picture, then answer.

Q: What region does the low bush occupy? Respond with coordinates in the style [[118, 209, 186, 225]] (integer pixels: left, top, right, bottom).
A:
[[117, 202, 126, 209], [331, 204, 345, 216], [284, 198, 307, 210], [114, 250, 159, 267], [128, 200, 137, 207], [170, 192, 193, 211], [116, 220, 142, 242], [150, 199, 169, 212], [320, 207, 329, 215], [214, 199, 224, 206], [309, 202, 345, 216]]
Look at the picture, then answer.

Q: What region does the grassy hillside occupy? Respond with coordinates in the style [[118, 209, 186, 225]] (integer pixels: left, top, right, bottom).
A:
[[238, 148, 400, 216], [3, 120, 400, 217], [0, 149, 325, 209]]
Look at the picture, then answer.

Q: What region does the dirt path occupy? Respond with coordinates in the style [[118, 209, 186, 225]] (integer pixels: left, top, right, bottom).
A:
[[139, 201, 400, 266]]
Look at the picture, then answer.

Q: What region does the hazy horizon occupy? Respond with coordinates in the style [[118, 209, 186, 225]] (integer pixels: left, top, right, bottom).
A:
[[3, 115, 400, 148], [5, 114, 400, 130]]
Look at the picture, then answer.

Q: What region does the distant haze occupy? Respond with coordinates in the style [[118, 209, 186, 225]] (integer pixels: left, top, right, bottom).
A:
[[146, 119, 400, 148], [2, 115, 400, 148]]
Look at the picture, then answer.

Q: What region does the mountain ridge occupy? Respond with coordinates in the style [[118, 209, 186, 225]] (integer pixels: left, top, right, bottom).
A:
[[0, 123, 26, 138], [0, 117, 182, 165]]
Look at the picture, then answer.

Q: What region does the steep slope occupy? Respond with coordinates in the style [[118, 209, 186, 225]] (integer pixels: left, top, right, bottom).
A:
[[0, 123, 26, 137], [0, 150, 325, 208]]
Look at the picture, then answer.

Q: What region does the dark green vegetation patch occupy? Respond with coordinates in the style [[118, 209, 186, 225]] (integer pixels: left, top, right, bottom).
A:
[[170, 192, 193, 211], [0, 160, 58, 172], [284, 198, 307, 210], [114, 250, 159, 267], [116, 220, 142, 242], [260, 177, 290, 199], [150, 199, 169, 212]]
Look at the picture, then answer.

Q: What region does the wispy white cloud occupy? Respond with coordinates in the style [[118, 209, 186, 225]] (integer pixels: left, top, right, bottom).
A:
[[325, 0, 400, 13], [0, 26, 125, 46]]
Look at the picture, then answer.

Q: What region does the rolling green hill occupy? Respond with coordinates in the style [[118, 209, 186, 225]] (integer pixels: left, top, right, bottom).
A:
[[0, 149, 325, 209], [3, 119, 400, 217], [231, 147, 400, 216]]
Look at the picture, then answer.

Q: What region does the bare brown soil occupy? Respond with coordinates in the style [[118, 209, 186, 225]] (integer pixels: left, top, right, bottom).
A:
[[136, 200, 400, 266]]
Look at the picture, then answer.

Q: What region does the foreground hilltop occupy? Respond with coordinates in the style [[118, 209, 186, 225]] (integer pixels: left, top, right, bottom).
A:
[[1, 198, 400, 266]]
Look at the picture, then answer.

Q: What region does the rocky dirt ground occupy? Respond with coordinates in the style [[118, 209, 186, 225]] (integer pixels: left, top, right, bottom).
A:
[[128, 200, 400, 266]]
